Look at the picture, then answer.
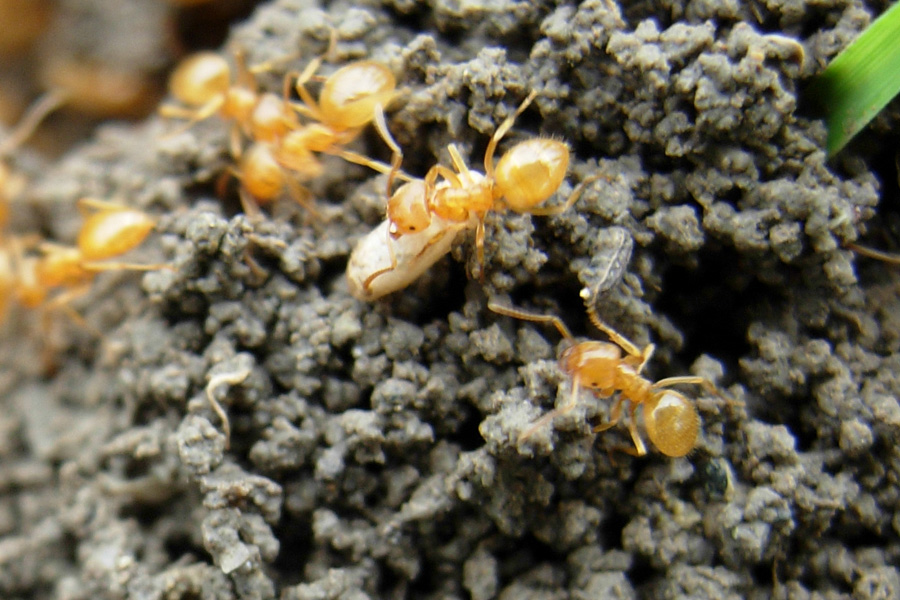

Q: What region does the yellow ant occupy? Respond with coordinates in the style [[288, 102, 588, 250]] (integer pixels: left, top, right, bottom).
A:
[[350, 91, 596, 298], [16, 199, 165, 321], [488, 301, 724, 457], [159, 48, 297, 155], [281, 56, 397, 157], [231, 58, 399, 215]]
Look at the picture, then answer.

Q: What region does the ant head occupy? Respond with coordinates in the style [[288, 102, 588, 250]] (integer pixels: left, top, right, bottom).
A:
[[559, 340, 621, 390], [388, 180, 431, 235], [644, 390, 699, 457], [494, 138, 568, 211]]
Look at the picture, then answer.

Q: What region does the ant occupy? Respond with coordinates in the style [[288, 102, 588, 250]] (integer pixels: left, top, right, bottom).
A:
[[159, 48, 297, 156], [232, 56, 398, 214], [488, 301, 725, 457], [348, 91, 598, 299], [13, 198, 164, 322]]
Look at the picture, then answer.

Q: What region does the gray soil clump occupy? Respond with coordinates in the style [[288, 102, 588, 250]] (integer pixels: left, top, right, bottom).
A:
[[2, 0, 899, 599]]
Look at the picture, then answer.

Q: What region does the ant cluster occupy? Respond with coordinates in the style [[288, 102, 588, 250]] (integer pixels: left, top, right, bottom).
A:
[[160, 46, 397, 217], [0, 32, 731, 459], [0, 94, 163, 333], [158, 44, 726, 458], [162, 46, 729, 457]]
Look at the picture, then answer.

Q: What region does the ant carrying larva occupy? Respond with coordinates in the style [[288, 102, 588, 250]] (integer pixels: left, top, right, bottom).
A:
[[347, 91, 600, 301]]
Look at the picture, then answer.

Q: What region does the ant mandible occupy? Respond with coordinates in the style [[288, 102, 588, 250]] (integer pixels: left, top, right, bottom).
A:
[[488, 301, 722, 457]]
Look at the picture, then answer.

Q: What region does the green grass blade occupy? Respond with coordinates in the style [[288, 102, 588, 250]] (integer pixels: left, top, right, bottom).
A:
[[807, 2, 900, 157]]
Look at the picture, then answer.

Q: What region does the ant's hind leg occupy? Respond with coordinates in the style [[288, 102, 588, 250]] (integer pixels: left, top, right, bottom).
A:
[[623, 402, 648, 456], [653, 375, 741, 407], [158, 97, 226, 139], [527, 173, 607, 217], [487, 301, 575, 341]]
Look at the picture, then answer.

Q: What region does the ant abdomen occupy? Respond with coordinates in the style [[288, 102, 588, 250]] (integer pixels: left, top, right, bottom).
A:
[[494, 138, 569, 212], [643, 390, 700, 457]]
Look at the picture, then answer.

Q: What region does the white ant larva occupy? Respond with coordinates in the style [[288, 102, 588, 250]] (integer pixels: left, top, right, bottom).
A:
[[345, 180, 478, 301]]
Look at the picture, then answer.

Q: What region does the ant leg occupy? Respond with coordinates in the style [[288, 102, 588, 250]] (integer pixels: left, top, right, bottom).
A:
[[423, 163, 462, 211], [290, 56, 325, 121], [447, 144, 471, 178], [847, 243, 900, 264], [324, 24, 338, 63], [652, 375, 741, 406], [247, 51, 301, 77], [205, 366, 251, 448], [373, 103, 403, 198], [474, 219, 486, 282], [585, 306, 652, 368], [592, 395, 624, 433], [526, 173, 607, 216], [334, 150, 413, 182], [487, 301, 575, 341], [229, 124, 244, 160], [0, 89, 68, 157], [483, 90, 538, 178], [334, 104, 413, 185], [231, 46, 257, 90], [159, 96, 227, 138], [653, 375, 717, 395], [623, 402, 648, 456], [238, 187, 264, 220], [283, 173, 320, 220], [519, 377, 582, 442], [80, 260, 171, 272]]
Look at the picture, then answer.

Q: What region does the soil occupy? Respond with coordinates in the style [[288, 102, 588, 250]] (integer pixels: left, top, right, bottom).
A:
[[2, 0, 899, 599]]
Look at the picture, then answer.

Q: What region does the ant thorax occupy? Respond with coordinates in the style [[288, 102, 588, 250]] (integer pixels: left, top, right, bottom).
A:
[[429, 169, 493, 223], [559, 341, 621, 390]]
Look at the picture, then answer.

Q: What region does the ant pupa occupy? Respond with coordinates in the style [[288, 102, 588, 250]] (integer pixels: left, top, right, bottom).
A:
[[488, 301, 724, 457], [346, 179, 478, 301]]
